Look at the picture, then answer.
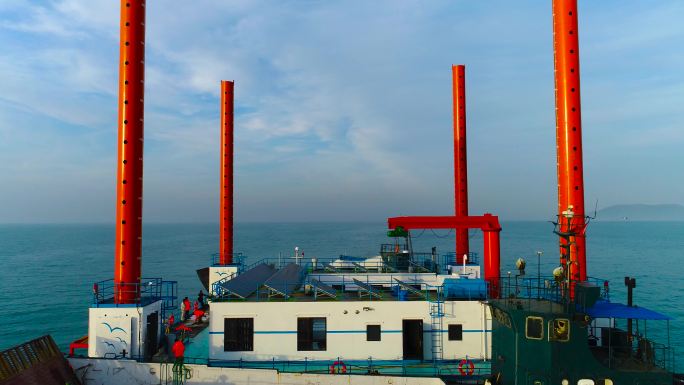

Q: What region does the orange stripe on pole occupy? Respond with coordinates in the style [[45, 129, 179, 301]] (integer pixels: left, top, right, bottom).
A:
[[114, 0, 146, 304], [219, 80, 234, 265], [452, 65, 470, 264], [553, 0, 587, 282]]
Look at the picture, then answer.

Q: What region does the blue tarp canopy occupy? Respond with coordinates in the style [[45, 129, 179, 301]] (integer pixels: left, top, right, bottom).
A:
[[585, 300, 672, 320]]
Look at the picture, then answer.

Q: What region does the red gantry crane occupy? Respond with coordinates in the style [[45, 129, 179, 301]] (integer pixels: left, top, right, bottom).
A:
[[388, 66, 502, 298]]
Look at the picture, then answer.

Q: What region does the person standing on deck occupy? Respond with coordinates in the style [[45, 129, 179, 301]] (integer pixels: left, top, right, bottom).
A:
[[172, 338, 185, 370], [183, 297, 191, 321], [166, 313, 174, 334], [197, 290, 204, 308], [179, 299, 186, 321]]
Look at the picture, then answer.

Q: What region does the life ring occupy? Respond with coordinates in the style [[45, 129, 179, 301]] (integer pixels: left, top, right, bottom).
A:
[[330, 360, 347, 374], [458, 359, 475, 376]]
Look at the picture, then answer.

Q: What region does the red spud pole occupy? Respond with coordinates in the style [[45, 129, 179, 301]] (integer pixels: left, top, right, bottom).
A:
[[219, 80, 235, 265], [452, 65, 470, 264], [553, 0, 587, 282], [114, 0, 146, 303]]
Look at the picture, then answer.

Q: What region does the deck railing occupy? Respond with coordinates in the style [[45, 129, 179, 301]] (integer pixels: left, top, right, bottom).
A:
[[211, 252, 245, 266], [92, 278, 178, 310], [179, 357, 490, 378], [496, 275, 609, 307]]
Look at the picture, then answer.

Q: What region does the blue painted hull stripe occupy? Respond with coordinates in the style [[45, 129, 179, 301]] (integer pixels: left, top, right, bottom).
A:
[[209, 329, 491, 335]]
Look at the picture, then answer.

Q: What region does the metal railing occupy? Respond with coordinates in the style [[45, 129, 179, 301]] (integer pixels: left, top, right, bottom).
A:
[[212, 275, 454, 302], [443, 252, 479, 266], [92, 278, 178, 309], [195, 357, 490, 378], [589, 326, 675, 372], [497, 275, 609, 307], [211, 252, 245, 266]]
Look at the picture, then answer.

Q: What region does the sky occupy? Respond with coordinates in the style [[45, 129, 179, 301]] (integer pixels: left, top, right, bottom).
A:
[[0, 0, 683, 223]]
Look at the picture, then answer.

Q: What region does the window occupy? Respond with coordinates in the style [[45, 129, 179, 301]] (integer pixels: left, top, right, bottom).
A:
[[551, 319, 570, 342], [367, 325, 381, 341], [224, 318, 253, 351], [297, 317, 326, 351], [526, 316, 543, 340], [448, 324, 463, 341]]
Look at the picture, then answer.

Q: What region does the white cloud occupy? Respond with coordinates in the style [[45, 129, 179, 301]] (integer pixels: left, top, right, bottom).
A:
[[1, 1, 683, 222]]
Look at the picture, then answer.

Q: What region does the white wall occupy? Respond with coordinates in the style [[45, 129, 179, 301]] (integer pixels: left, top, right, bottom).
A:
[[209, 300, 491, 361], [88, 301, 162, 359], [209, 266, 239, 296], [68, 358, 447, 385]]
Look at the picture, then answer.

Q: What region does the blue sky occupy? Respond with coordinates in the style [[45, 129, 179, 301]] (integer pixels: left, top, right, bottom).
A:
[[0, 1, 683, 223]]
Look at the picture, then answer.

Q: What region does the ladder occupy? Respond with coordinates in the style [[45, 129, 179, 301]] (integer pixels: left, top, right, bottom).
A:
[[429, 287, 444, 362]]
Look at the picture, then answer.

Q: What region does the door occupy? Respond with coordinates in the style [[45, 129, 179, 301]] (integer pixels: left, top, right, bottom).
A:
[[402, 319, 424, 360], [144, 311, 159, 359]]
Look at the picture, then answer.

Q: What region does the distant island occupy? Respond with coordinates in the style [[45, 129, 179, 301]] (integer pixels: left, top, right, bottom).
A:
[[596, 204, 684, 221]]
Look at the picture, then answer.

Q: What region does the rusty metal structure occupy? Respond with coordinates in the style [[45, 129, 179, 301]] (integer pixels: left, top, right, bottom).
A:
[[219, 80, 235, 265], [114, 0, 146, 304]]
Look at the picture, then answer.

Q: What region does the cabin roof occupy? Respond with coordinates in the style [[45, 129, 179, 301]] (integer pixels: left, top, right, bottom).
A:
[[585, 300, 672, 320]]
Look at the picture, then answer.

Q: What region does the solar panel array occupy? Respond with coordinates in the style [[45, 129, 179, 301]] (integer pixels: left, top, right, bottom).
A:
[[216, 263, 276, 299], [394, 278, 426, 299], [353, 278, 382, 299], [310, 278, 337, 299], [263, 263, 305, 298]]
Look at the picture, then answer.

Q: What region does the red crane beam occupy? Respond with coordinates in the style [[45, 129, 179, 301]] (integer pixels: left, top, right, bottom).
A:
[[387, 214, 501, 297], [219, 80, 235, 265], [452, 65, 470, 265], [553, 0, 587, 282], [114, 0, 146, 304]]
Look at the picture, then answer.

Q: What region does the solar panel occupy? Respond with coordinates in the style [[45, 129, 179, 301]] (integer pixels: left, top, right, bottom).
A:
[[324, 264, 339, 273], [351, 262, 368, 272], [263, 263, 305, 298], [353, 278, 382, 299], [394, 278, 426, 299], [216, 263, 276, 299], [310, 278, 337, 299]]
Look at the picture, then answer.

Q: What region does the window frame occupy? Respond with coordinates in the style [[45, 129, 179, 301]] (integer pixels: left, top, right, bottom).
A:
[[297, 317, 327, 351], [549, 318, 570, 342], [448, 324, 463, 341], [525, 316, 544, 340], [366, 324, 381, 341], [223, 317, 254, 352]]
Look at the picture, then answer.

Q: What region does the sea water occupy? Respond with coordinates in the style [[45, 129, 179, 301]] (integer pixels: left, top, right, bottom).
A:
[[0, 222, 682, 360]]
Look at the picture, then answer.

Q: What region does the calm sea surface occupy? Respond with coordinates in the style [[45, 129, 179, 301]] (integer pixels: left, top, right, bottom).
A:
[[0, 222, 682, 359]]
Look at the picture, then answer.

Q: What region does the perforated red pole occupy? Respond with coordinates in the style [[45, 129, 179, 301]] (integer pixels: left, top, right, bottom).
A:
[[483, 228, 501, 299], [452, 65, 470, 265], [114, 0, 146, 304], [219, 80, 234, 265], [553, 0, 587, 282]]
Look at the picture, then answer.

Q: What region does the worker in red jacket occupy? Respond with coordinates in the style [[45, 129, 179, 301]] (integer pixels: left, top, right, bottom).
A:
[[172, 339, 185, 370], [182, 297, 191, 320]]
